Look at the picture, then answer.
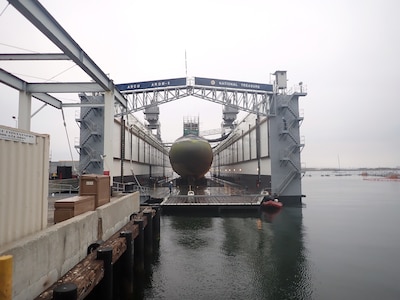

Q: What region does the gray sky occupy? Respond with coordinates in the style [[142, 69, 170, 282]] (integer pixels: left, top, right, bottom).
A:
[[1, 0, 399, 168]]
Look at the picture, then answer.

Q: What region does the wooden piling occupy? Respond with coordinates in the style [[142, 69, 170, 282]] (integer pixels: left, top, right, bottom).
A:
[[53, 283, 77, 300], [96, 247, 113, 300], [119, 230, 134, 296], [133, 218, 145, 274], [152, 206, 161, 243], [35, 207, 156, 300], [144, 210, 153, 256]]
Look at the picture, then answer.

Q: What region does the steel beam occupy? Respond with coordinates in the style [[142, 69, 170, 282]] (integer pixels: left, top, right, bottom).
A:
[[0, 69, 62, 108], [0, 68, 25, 90], [62, 102, 104, 108], [0, 53, 69, 60], [32, 93, 62, 109], [121, 84, 270, 116], [8, 0, 127, 108], [27, 82, 104, 93]]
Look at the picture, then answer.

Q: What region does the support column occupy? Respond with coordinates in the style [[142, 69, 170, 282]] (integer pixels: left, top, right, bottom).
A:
[[18, 91, 31, 130], [269, 93, 305, 205], [103, 91, 114, 186], [256, 113, 261, 188]]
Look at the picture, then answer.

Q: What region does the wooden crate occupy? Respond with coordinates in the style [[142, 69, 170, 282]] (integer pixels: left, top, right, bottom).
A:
[[54, 195, 95, 223], [79, 174, 110, 208]]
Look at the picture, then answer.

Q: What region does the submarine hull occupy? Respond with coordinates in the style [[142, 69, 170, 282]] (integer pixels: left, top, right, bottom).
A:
[[169, 134, 213, 181]]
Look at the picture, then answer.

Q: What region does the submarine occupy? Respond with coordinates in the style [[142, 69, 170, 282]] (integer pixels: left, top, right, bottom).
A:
[[169, 134, 213, 184], [168, 117, 213, 186]]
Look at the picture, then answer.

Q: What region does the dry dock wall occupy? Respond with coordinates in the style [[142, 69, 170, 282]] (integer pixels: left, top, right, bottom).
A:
[[0, 192, 140, 300]]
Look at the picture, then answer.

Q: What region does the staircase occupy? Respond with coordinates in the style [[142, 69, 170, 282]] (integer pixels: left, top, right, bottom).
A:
[[75, 94, 104, 174], [271, 93, 306, 197]]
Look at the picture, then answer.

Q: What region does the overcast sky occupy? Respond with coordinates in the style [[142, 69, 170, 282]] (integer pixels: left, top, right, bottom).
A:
[[1, 0, 399, 168]]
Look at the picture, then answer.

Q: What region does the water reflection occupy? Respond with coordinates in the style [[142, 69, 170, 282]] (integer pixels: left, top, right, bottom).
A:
[[260, 208, 282, 223], [170, 217, 213, 249], [258, 208, 311, 299], [142, 208, 311, 299]]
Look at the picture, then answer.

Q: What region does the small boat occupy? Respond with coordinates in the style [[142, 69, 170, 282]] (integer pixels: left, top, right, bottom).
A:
[[261, 198, 283, 211]]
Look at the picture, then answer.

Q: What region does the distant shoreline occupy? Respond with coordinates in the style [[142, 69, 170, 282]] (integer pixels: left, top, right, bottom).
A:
[[304, 167, 399, 172]]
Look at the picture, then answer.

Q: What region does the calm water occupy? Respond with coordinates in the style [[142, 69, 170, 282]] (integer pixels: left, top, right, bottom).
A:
[[140, 174, 400, 300]]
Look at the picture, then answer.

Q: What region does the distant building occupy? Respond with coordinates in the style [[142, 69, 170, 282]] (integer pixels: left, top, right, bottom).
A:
[[49, 161, 78, 179]]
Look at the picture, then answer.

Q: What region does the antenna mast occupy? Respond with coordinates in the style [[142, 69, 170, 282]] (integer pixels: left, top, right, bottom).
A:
[[185, 49, 188, 77]]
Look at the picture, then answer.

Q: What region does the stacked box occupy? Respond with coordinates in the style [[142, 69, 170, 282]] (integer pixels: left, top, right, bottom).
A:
[[80, 174, 110, 207], [54, 195, 95, 223]]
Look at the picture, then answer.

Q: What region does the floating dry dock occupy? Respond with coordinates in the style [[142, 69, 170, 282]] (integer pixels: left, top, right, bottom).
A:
[[161, 194, 264, 213]]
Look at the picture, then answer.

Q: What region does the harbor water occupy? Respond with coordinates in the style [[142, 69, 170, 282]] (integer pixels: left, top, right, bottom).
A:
[[137, 173, 400, 300]]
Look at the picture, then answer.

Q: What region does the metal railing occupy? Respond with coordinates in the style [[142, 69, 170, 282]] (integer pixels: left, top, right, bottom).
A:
[[48, 183, 79, 195], [113, 182, 150, 196]]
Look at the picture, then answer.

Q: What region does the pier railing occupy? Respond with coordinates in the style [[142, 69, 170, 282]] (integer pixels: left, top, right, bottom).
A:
[[48, 183, 79, 195], [113, 181, 150, 196]]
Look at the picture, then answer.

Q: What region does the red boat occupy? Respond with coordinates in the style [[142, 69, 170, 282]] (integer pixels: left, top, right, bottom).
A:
[[261, 199, 283, 211]]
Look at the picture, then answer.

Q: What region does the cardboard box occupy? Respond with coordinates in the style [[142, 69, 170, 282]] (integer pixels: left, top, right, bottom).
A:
[[80, 174, 110, 207], [54, 195, 95, 223]]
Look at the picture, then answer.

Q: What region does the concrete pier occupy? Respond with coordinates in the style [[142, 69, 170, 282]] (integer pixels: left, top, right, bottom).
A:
[[35, 206, 159, 299], [0, 192, 141, 300]]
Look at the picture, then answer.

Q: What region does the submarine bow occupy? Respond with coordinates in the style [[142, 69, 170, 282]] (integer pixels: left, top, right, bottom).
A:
[[168, 134, 213, 180]]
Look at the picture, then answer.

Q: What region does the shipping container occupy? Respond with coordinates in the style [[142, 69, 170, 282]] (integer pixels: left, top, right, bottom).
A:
[[0, 125, 49, 247]]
